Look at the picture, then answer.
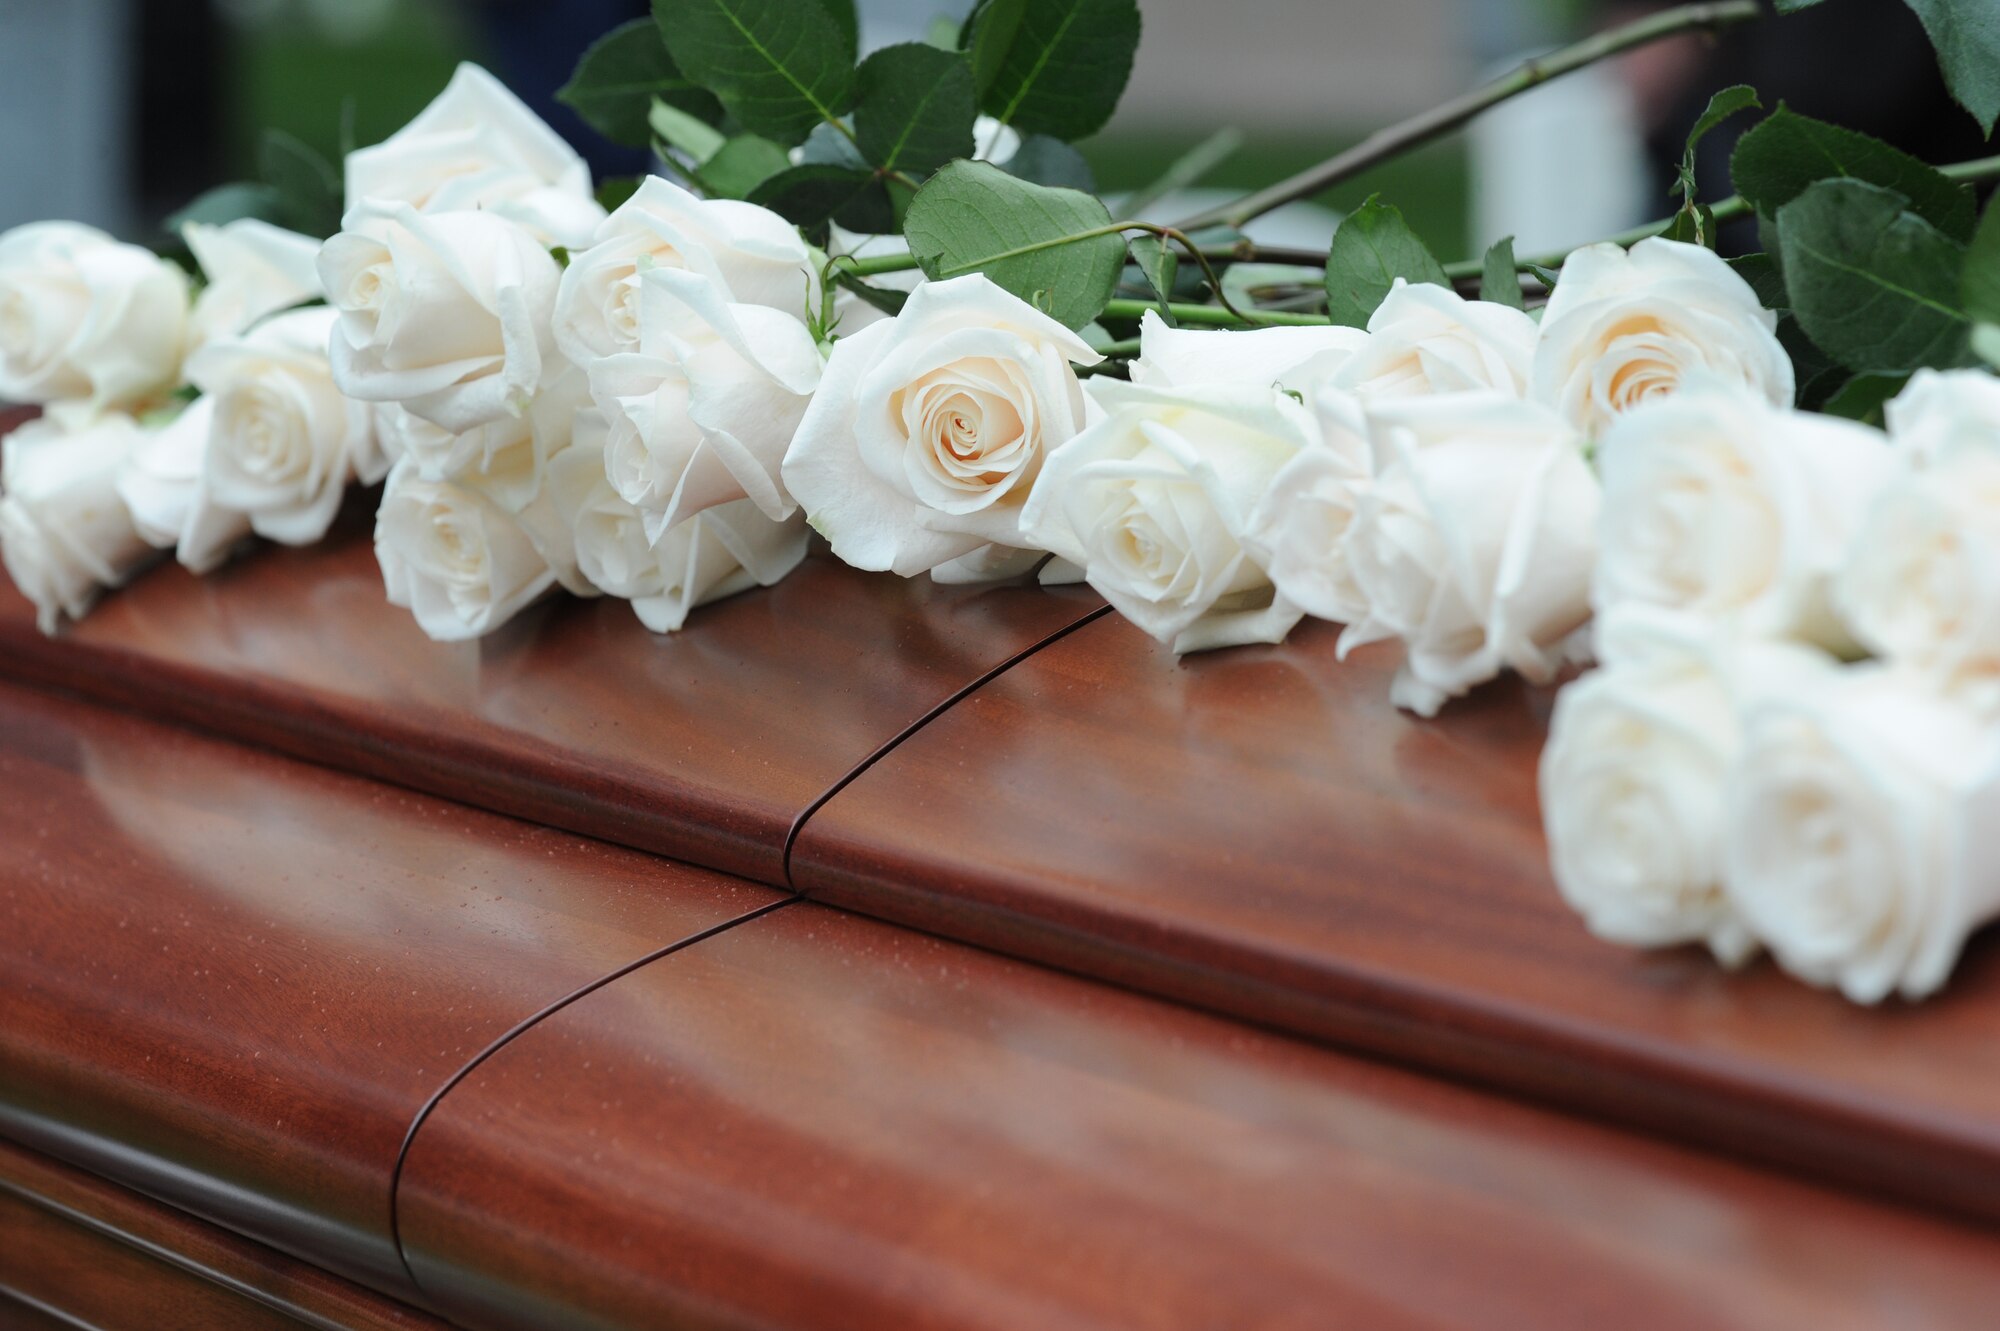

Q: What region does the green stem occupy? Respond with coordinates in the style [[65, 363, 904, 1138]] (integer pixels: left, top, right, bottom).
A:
[[1100, 299, 1332, 328], [1172, 0, 1761, 233]]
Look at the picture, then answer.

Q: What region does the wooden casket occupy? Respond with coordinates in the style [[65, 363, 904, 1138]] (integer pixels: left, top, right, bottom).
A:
[[5, 399, 2000, 1329]]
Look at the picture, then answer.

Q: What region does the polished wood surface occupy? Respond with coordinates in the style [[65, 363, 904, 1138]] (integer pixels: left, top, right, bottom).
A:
[[0, 1137, 446, 1330], [792, 614, 2000, 1222], [0, 500, 1102, 885], [398, 901, 2000, 1331], [0, 678, 781, 1296]]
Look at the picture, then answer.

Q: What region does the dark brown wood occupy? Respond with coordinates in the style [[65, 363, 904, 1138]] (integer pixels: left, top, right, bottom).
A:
[[0, 1136, 447, 1330], [791, 614, 2000, 1223], [398, 901, 2000, 1331], [0, 679, 781, 1297], [0, 498, 1103, 885]]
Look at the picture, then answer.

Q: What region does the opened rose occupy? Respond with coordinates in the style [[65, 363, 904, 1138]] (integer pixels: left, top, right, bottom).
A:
[[0, 407, 155, 633], [0, 222, 188, 408]]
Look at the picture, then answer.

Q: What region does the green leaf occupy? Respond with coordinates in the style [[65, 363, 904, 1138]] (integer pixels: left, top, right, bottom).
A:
[[902, 159, 1126, 328], [650, 98, 728, 162], [1964, 196, 2000, 325], [996, 134, 1095, 191], [819, 0, 859, 59], [1822, 372, 1910, 425], [747, 164, 892, 234], [1730, 106, 1974, 241], [696, 134, 792, 198], [963, 0, 1027, 95], [1481, 236, 1523, 309], [1663, 202, 1717, 248], [258, 130, 342, 237], [653, 0, 856, 142], [164, 182, 285, 239], [1902, 0, 2000, 134], [1120, 126, 1243, 219], [797, 120, 869, 169], [1727, 252, 1787, 309], [1775, 178, 1971, 374], [596, 175, 642, 212], [1322, 196, 1449, 329], [1128, 235, 1178, 319], [559, 18, 721, 148], [1220, 263, 1320, 311], [1685, 84, 1761, 159], [1773, 0, 1829, 9], [835, 272, 910, 321], [978, 0, 1141, 140], [854, 43, 977, 175]]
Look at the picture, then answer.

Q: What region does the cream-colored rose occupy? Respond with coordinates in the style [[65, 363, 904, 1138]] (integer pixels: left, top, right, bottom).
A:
[[1341, 393, 1598, 716], [1724, 664, 2000, 1003], [1882, 366, 2000, 465], [373, 364, 589, 514], [374, 453, 589, 642], [1128, 310, 1368, 391], [1328, 278, 1536, 399], [183, 219, 322, 348], [1533, 237, 1792, 437], [784, 275, 1100, 578], [1541, 606, 1835, 965], [554, 176, 819, 366], [1020, 379, 1313, 652], [117, 397, 250, 575], [0, 407, 154, 631], [344, 62, 603, 249], [589, 266, 821, 542], [320, 201, 560, 434], [546, 421, 807, 634], [0, 222, 188, 407], [1593, 385, 1894, 649], [1238, 388, 1375, 624]]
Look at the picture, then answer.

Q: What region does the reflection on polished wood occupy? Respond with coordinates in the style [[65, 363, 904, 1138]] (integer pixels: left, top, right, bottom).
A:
[[0, 498, 1103, 885], [0, 679, 780, 1295], [792, 613, 2000, 1221], [399, 902, 2000, 1331], [0, 1137, 446, 1330]]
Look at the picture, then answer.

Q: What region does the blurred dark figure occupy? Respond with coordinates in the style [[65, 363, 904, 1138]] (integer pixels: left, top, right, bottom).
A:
[[1618, 0, 1993, 254], [136, 0, 227, 229], [470, 0, 654, 180]]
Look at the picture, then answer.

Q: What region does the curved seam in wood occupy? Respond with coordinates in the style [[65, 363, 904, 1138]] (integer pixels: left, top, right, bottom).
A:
[[0, 1284, 92, 1330], [780, 603, 1116, 891], [385, 896, 800, 1298]]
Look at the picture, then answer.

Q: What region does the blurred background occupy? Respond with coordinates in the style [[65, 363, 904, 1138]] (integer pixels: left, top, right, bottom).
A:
[[0, 0, 1985, 262]]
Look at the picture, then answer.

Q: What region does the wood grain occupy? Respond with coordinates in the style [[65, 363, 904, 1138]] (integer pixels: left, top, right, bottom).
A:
[[791, 613, 2000, 1222], [0, 496, 1103, 885], [0, 679, 781, 1296], [0, 1136, 447, 1330], [398, 901, 2000, 1331]]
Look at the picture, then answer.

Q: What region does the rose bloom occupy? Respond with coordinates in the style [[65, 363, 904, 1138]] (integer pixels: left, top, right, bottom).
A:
[[1533, 237, 1792, 437], [1128, 310, 1368, 392], [344, 62, 603, 249], [118, 398, 250, 573], [784, 274, 1101, 578], [0, 221, 188, 407], [1327, 277, 1536, 399], [1239, 389, 1375, 625], [546, 419, 808, 634], [0, 407, 154, 632], [374, 364, 590, 515], [554, 176, 820, 366], [589, 265, 822, 542], [1724, 664, 2000, 1004], [1021, 378, 1315, 653], [182, 218, 322, 349], [1541, 606, 1835, 965], [1341, 393, 1599, 716], [1593, 384, 1894, 649], [319, 201, 561, 434]]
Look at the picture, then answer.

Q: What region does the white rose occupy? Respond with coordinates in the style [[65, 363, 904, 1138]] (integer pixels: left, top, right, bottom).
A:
[[1128, 309, 1368, 391], [1724, 664, 2000, 1003], [1533, 237, 1793, 437], [1594, 385, 1894, 648], [183, 219, 322, 348], [1541, 606, 1835, 965], [1327, 278, 1536, 399], [546, 420, 807, 634], [0, 222, 188, 407], [116, 398, 252, 574], [1882, 366, 2000, 465], [1020, 379, 1312, 652], [589, 266, 821, 542], [319, 201, 560, 434], [1238, 388, 1375, 623], [784, 274, 1100, 578], [553, 176, 819, 366], [1341, 393, 1598, 716], [374, 363, 589, 513], [343, 62, 603, 249], [0, 407, 154, 631], [374, 454, 589, 642]]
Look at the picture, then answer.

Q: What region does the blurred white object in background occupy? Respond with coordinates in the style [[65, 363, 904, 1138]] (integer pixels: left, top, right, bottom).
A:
[[1469, 60, 1650, 257], [0, 0, 134, 234]]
